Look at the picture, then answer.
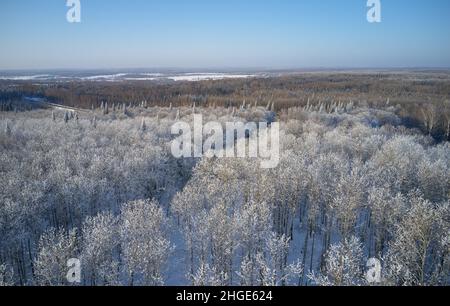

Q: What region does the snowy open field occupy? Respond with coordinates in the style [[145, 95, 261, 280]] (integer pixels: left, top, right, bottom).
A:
[[0, 71, 261, 83]]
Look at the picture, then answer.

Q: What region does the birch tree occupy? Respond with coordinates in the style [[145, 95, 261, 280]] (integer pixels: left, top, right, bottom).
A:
[[309, 236, 364, 286], [34, 228, 78, 286], [384, 192, 443, 285], [120, 199, 173, 285], [81, 212, 119, 285]]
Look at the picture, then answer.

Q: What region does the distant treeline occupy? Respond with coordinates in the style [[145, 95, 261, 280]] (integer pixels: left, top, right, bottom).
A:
[[1, 73, 450, 140]]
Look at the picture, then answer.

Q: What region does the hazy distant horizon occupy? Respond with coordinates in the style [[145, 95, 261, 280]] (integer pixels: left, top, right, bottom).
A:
[[2, 67, 449, 83], [1, 66, 450, 74]]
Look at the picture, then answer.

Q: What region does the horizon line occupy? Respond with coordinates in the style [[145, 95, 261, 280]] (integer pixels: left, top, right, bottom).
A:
[[1, 66, 450, 73]]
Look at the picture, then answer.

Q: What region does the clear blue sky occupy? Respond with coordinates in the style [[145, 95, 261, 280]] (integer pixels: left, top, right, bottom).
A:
[[1, 0, 450, 70]]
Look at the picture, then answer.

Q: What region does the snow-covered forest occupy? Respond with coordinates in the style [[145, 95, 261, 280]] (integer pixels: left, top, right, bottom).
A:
[[0, 101, 449, 286]]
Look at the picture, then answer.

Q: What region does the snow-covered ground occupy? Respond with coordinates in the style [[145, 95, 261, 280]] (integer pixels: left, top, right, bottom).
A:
[[167, 73, 254, 82], [0, 72, 259, 82], [0, 74, 51, 81]]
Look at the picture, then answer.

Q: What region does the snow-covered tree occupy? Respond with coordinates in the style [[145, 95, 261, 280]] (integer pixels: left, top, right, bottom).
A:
[[367, 188, 406, 256], [331, 163, 365, 238], [4, 120, 11, 136], [81, 212, 119, 285], [417, 158, 449, 203], [120, 199, 173, 285], [255, 233, 303, 286], [207, 200, 235, 285], [0, 264, 13, 286], [384, 192, 448, 285], [190, 262, 223, 286], [34, 228, 78, 286], [64, 111, 69, 123], [309, 236, 364, 286]]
